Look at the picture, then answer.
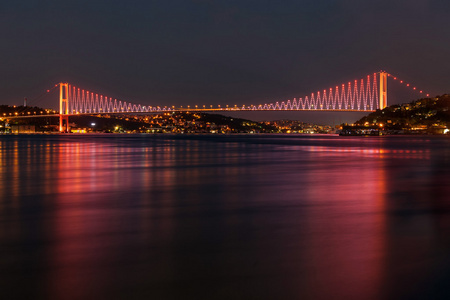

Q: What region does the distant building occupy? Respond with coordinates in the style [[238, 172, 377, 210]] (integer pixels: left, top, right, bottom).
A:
[[11, 125, 35, 133]]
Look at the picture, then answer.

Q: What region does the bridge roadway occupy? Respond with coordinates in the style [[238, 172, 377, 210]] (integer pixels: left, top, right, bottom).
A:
[[3, 107, 376, 120]]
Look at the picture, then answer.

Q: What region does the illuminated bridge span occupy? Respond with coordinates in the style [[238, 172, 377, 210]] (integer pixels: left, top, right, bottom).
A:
[[63, 72, 386, 113], [57, 71, 427, 132]]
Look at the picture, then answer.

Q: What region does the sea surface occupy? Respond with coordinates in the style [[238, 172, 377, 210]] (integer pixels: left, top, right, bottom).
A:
[[1, 134, 450, 300]]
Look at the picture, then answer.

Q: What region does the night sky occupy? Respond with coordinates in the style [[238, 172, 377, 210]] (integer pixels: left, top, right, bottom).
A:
[[1, 0, 449, 124]]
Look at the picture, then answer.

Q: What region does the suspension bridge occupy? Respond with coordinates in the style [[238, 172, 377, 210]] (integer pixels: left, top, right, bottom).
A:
[[5, 71, 430, 132]]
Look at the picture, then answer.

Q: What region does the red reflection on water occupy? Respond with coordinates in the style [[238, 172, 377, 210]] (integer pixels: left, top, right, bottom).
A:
[[45, 140, 180, 299], [296, 151, 387, 299], [46, 142, 114, 299]]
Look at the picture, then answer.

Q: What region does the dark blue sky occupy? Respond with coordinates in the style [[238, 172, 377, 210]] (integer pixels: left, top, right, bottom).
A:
[[1, 0, 449, 124]]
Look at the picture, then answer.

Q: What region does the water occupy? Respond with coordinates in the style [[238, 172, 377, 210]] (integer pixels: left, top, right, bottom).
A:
[[1, 134, 450, 300]]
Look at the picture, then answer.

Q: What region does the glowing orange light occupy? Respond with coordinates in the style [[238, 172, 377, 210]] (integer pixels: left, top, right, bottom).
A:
[[406, 84, 410, 86], [426, 94, 429, 96]]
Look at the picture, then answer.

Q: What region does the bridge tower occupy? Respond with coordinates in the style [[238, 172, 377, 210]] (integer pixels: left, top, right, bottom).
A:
[[379, 71, 387, 110], [59, 83, 69, 132]]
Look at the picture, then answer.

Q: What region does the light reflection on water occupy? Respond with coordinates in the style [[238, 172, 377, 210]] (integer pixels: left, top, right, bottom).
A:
[[0, 134, 449, 299]]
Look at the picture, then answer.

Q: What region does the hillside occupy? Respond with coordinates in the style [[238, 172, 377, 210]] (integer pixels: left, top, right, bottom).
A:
[[355, 94, 450, 133]]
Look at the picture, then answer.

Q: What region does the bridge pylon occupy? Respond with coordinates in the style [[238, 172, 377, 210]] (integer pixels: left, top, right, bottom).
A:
[[379, 71, 387, 110], [59, 83, 69, 132]]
